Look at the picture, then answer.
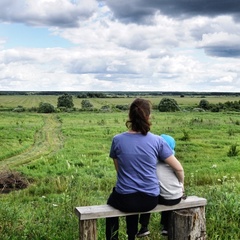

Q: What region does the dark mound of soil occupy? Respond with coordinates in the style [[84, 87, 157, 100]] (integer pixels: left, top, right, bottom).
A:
[[0, 170, 29, 194]]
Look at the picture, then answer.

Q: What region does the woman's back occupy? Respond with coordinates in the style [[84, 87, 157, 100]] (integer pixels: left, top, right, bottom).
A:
[[110, 132, 173, 196]]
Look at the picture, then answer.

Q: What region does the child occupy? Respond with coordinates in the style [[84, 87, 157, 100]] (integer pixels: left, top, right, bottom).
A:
[[136, 134, 184, 238]]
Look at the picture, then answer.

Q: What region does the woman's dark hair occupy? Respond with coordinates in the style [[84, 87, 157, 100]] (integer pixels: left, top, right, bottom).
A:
[[126, 98, 151, 135]]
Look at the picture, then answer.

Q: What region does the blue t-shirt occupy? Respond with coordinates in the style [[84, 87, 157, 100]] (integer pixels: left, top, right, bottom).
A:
[[109, 132, 173, 196]]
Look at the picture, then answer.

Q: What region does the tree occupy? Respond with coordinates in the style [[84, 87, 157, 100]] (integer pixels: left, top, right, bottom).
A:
[[38, 102, 55, 113], [81, 99, 93, 110], [57, 94, 74, 108], [198, 99, 210, 110], [158, 98, 180, 112]]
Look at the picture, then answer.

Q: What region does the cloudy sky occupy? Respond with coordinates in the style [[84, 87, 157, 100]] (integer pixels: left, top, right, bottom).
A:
[[0, 0, 240, 92]]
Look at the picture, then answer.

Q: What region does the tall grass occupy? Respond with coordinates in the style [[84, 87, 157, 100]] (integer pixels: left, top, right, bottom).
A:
[[0, 110, 240, 239], [0, 112, 43, 161]]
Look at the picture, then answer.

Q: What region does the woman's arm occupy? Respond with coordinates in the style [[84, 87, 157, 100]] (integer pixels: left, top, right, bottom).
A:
[[165, 155, 184, 184], [113, 158, 118, 172]]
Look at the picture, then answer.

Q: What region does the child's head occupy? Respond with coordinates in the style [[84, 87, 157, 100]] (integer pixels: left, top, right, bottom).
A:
[[161, 134, 176, 155]]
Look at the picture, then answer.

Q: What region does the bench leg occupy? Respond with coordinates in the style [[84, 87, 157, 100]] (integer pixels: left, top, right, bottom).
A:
[[168, 206, 207, 240], [79, 219, 97, 240]]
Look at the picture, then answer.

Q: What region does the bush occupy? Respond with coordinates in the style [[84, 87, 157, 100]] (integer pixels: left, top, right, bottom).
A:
[[199, 99, 210, 110], [115, 105, 129, 111], [100, 105, 111, 112], [180, 130, 190, 141], [158, 98, 180, 112], [227, 144, 239, 157], [12, 106, 25, 112], [38, 102, 55, 113], [81, 100, 93, 110]]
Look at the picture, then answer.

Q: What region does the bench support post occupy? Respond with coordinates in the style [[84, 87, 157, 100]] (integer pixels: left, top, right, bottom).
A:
[[79, 219, 97, 240], [168, 206, 207, 240]]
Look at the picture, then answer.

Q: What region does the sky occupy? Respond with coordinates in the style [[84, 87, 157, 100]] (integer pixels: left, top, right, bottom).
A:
[[0, 0, 240, 92]]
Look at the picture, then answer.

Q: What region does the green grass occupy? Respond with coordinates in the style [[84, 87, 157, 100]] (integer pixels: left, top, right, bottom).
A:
[[0, 112, 43, 161], [0, 108, 240, 239]]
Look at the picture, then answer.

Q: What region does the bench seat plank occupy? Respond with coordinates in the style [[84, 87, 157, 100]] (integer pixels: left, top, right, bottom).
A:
[[75, 196, 207, 220]]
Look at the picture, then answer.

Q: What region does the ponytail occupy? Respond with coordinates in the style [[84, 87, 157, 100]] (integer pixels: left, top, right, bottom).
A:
[[126, 98, 151, 135]]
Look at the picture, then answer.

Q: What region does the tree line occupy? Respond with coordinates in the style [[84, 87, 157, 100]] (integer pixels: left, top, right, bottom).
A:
[[10, 94, 240, 113], [1, 91, 240, 98]]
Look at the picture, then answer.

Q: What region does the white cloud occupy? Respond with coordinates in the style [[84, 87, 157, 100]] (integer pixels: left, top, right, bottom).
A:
[[0, 1, 240, 92], [200, 32, 240, 47], [0, 0, 98, 27]]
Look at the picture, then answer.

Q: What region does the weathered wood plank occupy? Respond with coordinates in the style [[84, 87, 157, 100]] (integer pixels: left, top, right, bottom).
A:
[[75, 196, 207, 220]]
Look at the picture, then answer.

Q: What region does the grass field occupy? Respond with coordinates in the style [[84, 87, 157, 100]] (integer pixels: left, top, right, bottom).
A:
[[1, 94, 240, 109], [0, 95, 240, 239]]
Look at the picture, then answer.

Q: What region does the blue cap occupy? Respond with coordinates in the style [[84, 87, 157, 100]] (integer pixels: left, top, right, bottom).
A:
[[161, 134, 176, 155]]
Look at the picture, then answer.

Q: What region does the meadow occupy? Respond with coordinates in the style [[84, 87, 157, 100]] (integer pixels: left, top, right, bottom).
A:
[[0, 95, 240, 239], [1, 93, 240, 109]]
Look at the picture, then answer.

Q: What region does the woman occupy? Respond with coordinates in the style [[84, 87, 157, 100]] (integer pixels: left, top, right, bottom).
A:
[[106, 98, 184, 240]]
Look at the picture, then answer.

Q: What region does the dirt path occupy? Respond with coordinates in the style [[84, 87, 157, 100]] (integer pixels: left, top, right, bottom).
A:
[[0, 114, 63, 170]]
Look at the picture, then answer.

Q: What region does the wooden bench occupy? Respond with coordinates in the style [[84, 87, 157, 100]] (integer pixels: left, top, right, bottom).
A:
[[75, 195, 207, 240]]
